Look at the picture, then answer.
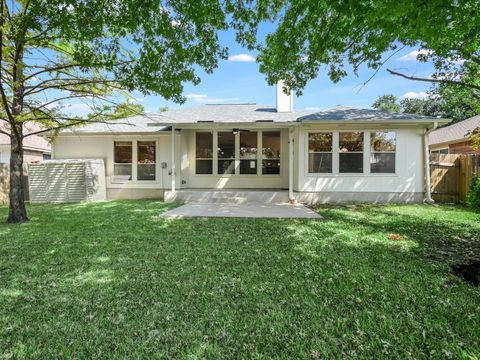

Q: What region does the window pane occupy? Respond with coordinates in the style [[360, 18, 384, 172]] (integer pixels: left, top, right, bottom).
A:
[[114, 141, 132, 181], [196, 132, 213, 159], [196, 160, 212, 174], [240, 131, 257, 159], [196, 132, 213, 174], [240, 131, 257, 174], [371, 153, 395, 173], [218, 159, 235, 175], [340, 153, 363, 173], [262, 131, 280, 159], [138, 141, 156, 181], [371, 131, 396, 152], [240, 159, 257, 174], [309, 133, 332, 152], [262, 160, 280, 174], [114, 141, 132, 163], [218, 132, 235, 159], [339, 132, 363, 152], [308, 153, 332, 173]]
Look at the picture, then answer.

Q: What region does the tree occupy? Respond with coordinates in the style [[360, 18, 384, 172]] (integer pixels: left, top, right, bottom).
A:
[[372, 95, 400, 113], [231, 0, 480, 93], [0, 0, 233, 223]]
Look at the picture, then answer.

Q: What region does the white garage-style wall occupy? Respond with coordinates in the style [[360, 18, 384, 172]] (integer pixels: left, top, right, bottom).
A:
[[294, 124, 425, 203]]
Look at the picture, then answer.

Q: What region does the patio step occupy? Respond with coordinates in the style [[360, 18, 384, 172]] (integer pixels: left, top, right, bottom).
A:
[[164, 190, 290, 204]]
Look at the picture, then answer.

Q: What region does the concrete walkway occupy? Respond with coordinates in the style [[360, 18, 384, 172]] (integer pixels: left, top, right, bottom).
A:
[[161, 203, 322, 219]]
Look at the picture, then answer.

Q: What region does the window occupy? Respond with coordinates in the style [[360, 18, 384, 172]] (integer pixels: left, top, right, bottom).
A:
[[138, 141, 156, 180], [196, 132, 213, 174], [240, 131, 257, 174], [371, 131, 396, 173], [42, 153, 51, 161], [431, 148, 448, 155], [114, 141, 133, 181], [262, 131, 280, 174], [217, 132, 235, 175], [339, 132, 364, 173], [308, 133, 333, 173]]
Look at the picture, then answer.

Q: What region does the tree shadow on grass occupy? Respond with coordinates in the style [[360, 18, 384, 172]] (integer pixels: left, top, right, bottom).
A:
[[0, 201, 479, 358]]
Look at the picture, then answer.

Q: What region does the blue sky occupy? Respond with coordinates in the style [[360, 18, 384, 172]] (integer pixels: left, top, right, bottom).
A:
[[77, 27, 436, 114]]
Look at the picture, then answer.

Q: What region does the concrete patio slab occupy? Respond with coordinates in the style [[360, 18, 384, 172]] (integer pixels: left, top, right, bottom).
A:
[[161, 203, 322, 219]]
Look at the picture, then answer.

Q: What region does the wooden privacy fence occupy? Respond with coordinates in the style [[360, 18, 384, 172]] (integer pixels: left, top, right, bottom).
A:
[[430, 154, 480, 203]]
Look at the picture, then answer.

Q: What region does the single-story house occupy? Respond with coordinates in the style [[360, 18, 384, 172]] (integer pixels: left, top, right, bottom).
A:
[[0, 128, 51, 166], [429, 115, 480, 155], [50, 83, 448, 204]]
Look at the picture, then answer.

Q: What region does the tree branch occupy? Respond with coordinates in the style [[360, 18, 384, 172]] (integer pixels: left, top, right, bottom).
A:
[[386, 68, 480, 91]]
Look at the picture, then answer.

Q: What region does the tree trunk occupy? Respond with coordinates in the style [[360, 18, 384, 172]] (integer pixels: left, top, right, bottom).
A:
[[7, 135, 28, 223]]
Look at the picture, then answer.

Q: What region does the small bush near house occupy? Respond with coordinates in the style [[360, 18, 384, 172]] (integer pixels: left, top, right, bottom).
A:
[[467, 175, 480, 210]]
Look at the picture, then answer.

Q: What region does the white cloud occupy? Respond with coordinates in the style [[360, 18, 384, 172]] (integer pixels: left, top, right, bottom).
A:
[[305, 106, 321, 111], [397, 49, 432, 62], [401, 91, 429, 99], [185, 93, 240, 103], [227, 53, 256, 62], [185, 93, 208, 100]]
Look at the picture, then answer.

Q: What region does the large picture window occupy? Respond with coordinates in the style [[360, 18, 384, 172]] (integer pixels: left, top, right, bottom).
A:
[[114, 141, 132, 181], [262, 131, 280, 174], [240, 131, 257, 174], [339, 132, 364, 173], [196, 132, 213, 174], [370, 131, 396, 173], [308, 133, 333, 173], [217, 132, 235, 175], [138, 141, 156, 180]]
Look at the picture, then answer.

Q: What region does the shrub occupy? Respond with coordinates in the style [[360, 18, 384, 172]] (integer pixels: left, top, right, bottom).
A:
[[467, 175, 480, 210]]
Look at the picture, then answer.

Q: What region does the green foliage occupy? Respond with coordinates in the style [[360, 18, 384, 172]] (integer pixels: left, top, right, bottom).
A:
[[469, 127, 480, 151], [373, 92, 479, 123], [372, 94, 400, 113], [0, 201, 479, 357], [467, 176, 480, 210], [231, 1, 480, 95]]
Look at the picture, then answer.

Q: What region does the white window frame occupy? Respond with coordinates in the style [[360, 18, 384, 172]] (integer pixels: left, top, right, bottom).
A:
[[112, 139, 158, 183], [370, 131, 397, 174], [307, 131, 334, 174], [338, 131, 365, 174], [194, 129, 283, 177], [305, 130, 399, 177]]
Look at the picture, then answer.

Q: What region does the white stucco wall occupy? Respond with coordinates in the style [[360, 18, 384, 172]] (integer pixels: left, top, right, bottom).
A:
[[295, 125, 424, 201], [52, 124, 427, 202], [52, 134, 181, 198]]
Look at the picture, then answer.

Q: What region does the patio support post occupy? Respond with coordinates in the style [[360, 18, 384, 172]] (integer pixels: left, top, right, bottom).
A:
[[171, 126, 175, 192], [288, 128, 295, 203]]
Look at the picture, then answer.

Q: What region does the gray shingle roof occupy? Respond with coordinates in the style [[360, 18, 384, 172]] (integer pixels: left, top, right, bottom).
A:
[[298, 106, 441, 122], [429, 115, 480, 146], [60, 104, 445, 135]]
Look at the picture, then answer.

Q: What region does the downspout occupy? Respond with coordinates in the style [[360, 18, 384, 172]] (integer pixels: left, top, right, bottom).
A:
[[424, 121, 438, 203]]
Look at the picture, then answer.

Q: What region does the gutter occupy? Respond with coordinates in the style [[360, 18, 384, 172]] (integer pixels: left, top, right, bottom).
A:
[[424, 121, 439, 203]]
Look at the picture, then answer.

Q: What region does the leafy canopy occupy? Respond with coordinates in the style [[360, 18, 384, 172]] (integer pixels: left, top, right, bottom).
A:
[[231, 0, 480, 94], [0, 0, 232, 139]]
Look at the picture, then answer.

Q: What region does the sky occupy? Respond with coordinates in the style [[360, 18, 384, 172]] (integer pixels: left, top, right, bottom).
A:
[[72, 25, 437, 115]]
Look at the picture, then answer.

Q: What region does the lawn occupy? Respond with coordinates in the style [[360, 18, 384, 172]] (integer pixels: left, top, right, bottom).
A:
[[0, 201, 479, 359]]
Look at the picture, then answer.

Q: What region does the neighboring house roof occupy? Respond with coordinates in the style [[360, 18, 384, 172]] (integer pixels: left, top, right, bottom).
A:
[[0, 123, 51, 152], [58, 104, 445, 135], [429, 115, 480, 146]]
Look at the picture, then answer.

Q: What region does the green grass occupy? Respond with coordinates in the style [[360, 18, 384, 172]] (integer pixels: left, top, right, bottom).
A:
[[0, 201, 479, 359]]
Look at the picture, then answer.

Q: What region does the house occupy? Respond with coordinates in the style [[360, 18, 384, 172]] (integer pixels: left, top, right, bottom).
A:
[[0, 128, 51, 165], [429, 115, 480, 155], [50, 83, 448, 204]]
